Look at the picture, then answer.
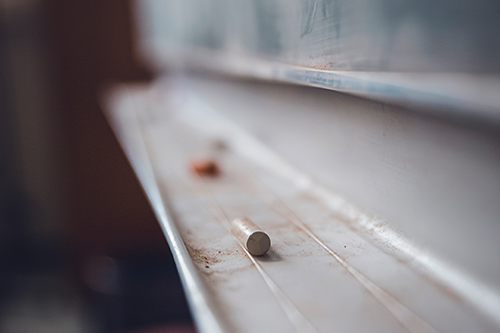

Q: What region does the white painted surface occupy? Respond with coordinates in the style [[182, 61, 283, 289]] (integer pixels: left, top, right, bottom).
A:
[[105, 78, 500, 332]]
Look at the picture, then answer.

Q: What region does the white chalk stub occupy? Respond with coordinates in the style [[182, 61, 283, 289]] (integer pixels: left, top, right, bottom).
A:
[[231, 217, 271, 256]]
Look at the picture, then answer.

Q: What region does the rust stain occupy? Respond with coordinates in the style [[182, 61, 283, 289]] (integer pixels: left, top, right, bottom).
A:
[[190, 159, 220, 177], [185, 244, 223, 266]]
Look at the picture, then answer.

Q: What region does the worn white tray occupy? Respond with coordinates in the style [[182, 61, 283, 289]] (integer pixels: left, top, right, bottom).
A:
[[105, 79, 499, 333]]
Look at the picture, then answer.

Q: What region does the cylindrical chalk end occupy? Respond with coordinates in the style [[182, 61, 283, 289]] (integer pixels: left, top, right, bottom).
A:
[[231, 217, 271, 256]]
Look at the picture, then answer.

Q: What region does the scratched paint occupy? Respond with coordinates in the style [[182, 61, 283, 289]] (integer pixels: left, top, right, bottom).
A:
[[138, 0, 500, 72]]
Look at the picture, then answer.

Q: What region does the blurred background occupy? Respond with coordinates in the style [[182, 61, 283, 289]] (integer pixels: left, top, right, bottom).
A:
[[0, 1, 194, 332]]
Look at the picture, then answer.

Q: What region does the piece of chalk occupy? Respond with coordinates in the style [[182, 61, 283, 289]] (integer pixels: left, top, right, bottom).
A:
[[231, 217, 271, 256]]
